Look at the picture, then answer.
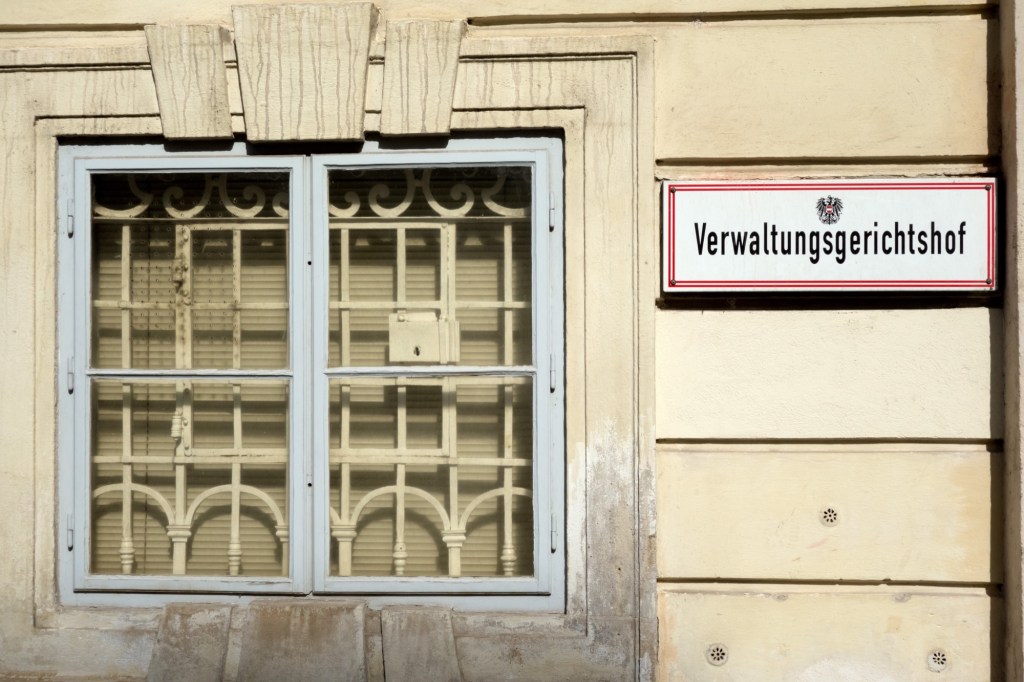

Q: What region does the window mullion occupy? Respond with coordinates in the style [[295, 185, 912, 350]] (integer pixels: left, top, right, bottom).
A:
[[293, 155, 312, 591], [310, 156, 332, 591]]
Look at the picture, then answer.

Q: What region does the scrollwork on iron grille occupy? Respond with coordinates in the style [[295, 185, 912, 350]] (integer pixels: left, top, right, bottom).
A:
[[327, 167, 529, 220], [92, 173, 289, 220]]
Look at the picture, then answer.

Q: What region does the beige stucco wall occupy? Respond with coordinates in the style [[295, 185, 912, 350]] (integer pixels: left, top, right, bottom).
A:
[[0, 0, 1011, 680], [654, 16, 996, 160], [656, 308, 1002, 439], [650, 7, 1004, 680]]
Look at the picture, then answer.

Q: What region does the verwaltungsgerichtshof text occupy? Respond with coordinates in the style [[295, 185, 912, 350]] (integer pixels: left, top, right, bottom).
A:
[[691, 221, 970, 265]]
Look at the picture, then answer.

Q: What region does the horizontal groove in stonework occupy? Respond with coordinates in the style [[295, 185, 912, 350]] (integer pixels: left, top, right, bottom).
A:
[[656, 154, 999, 168], [470, 5, 993, 27], [657, 578, 1002, 595], [656, 438, 1002, 448]]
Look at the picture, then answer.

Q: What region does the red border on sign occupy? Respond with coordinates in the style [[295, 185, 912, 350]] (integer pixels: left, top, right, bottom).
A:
[[664, 182, 997, 291]]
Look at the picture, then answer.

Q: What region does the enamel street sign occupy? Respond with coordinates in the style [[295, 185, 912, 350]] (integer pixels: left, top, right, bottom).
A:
[[662, 179, 997, 292]]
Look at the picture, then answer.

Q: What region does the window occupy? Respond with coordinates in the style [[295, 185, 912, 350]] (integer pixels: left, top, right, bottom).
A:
[[58, 139, 564, 607]]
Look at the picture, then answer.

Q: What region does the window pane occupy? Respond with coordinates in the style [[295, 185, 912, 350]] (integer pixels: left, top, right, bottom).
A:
[[90, 379, 289, 577], [327, 167, 531, 367], [327, 377, 533, 577], [91, 172, 289, 370]]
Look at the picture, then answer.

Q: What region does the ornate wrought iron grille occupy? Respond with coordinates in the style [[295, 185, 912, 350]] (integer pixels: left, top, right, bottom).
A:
[[323, 167, 535, 578], [90, 172, 292, 576], [85, 164, 540, 580]]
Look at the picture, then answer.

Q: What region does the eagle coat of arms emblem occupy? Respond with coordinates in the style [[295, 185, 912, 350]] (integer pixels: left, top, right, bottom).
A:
[[816, 195, 843, 225]]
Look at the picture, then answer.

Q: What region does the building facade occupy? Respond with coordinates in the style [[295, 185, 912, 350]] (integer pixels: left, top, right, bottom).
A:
[[0, 0, 1017, 679]]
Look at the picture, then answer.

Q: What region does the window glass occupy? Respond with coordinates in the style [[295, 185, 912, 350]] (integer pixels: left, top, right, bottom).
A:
[[324, 165, 535, 579], [91, 172, 290, 371], [326, 167, 532, 367], [90, 379, 290, 576], [327, 378, 533, 577], [88, 172, 291, 577]]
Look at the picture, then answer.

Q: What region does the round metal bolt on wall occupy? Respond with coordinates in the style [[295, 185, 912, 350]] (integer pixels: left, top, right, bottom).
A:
[[820, 506, 839, 527], [705, 643, 729, 666], [927, 649, 948, 673]]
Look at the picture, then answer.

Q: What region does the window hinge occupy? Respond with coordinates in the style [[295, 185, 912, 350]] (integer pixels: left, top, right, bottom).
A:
[[66, 357, 74, 394], [66, 514, 74, 551], [66, 199, 74, 237], [549, 354, 556, 393], [550, 513, 557, 553], [548, 192, 556, 232]]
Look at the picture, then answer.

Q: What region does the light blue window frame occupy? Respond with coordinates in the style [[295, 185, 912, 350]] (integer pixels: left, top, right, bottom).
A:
[[58, 145, 311, 599], [57, 138, 564, 611]]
